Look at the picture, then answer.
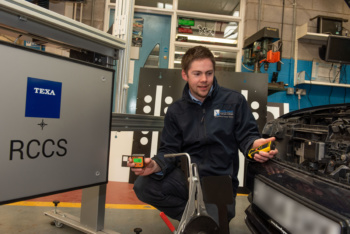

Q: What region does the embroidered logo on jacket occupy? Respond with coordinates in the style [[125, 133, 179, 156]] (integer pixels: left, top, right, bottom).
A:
[[214, 109, 234, 118]]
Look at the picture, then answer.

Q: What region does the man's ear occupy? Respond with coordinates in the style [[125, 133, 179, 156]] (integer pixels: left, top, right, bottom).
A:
[[181, 70, 188, 82]]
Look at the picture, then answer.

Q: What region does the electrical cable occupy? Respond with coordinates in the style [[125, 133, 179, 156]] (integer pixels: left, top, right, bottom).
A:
[[304, 72, 313, 107], [329, 64, 333, 83], [339, 65, 344, 103], [14, 34, 22, 44], [277, 0, 285, 71], [334, 65, 341, 83], [345, 87, 348, 104], [295, 76, 303, 110], [339, 65, 344, 83], [242, 63, 254, 72], [329, 86, 334, 104], [343, 65, 348, 103]]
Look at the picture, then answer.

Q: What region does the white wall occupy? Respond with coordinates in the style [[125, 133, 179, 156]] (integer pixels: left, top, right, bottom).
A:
[[108, 131, 134, 182]]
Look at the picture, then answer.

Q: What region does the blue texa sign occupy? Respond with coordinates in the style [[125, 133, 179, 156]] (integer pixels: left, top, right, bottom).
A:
[[25, 77, 62, 118]]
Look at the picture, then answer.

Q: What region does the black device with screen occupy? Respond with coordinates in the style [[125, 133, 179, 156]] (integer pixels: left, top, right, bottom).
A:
[[325, 35, 350, 64]]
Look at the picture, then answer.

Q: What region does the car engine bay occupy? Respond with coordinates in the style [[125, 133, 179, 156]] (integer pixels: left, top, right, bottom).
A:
[[262, 104, 350, 186]]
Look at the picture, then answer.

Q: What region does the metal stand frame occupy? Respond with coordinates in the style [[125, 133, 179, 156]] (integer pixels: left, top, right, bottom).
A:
[[44, 185, 120, 234], [0, 1, 133, 233]]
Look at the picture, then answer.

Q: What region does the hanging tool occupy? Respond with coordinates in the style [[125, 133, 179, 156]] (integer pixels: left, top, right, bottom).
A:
[[160, 153, 220, 234]]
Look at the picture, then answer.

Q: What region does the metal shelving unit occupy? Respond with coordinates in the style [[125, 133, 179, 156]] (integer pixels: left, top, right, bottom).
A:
[[293, 23, 350, 88]]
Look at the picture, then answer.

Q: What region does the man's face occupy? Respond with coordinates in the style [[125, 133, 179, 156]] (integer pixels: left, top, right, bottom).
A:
[[182, 58, 214, 103]]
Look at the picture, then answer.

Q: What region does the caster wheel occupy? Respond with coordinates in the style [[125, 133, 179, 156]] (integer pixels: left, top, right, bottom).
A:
[[52, 220, 63, 228]]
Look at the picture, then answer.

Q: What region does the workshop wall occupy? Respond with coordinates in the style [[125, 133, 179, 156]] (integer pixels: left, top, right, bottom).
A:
[[49, 0, 106, 31], [80, 0, 106, 30], [244, 0, 350, 112]]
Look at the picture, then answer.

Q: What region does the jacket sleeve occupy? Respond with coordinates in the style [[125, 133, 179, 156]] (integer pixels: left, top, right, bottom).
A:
[[151, 107, 183, 179], [234, 95, 261, 159]]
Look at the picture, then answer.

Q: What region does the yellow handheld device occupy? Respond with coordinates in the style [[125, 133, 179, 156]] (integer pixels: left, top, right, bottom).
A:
[[248, 141, 275, 159]]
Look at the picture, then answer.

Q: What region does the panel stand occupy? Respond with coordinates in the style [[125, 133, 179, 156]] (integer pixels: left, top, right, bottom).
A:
[[44, 185, 120, 234]]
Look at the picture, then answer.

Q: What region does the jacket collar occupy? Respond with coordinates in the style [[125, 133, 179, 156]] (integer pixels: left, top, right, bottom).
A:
[[183, 76, 218, 104]]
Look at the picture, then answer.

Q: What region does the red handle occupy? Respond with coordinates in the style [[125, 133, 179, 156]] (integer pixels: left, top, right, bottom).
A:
[[160, 212, 176, 232]]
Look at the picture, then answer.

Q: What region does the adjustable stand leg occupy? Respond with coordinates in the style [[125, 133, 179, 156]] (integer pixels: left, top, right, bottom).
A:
[[45, 184, 120, 234], [80, 185, 107, 231]]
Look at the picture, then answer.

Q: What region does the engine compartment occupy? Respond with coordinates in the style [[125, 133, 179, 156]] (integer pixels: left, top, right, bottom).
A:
[[263, 104, 350, 185]]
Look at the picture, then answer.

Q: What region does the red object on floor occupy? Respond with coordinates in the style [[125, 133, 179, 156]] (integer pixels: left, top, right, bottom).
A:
[[160, 212, 176, 232]]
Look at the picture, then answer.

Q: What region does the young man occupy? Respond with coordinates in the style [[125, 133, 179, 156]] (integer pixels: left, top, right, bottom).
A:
[[128, 46, 278, 223]]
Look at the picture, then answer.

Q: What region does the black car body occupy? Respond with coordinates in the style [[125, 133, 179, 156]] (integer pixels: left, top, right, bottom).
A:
[[245, 104, 350, 234]]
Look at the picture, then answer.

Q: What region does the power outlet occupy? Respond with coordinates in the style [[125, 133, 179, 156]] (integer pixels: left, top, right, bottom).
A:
[[287, 87, 294, 95], [296, 88, 306, 95]]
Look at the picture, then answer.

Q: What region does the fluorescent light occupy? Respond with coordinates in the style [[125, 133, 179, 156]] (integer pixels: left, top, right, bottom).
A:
[[177, 34, 237, 45], [157, 2, 164, 8], [165, 3, 172, 9]]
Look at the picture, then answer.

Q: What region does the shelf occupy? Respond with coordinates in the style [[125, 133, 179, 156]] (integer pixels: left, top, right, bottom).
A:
[[174, 41, 239, 52], [296, 81, 350, 88], [298, 32, 328, 42], [292, 23, 350, 88], [296, 23, 329, 43]]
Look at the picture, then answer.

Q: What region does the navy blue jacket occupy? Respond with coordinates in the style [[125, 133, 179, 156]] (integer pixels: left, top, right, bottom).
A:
[[153, 77, 261, 194]]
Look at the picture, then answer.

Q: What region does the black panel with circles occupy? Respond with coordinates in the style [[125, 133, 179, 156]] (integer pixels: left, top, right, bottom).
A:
[[129, 68, 185, 183], [215, 71, 268, 132]]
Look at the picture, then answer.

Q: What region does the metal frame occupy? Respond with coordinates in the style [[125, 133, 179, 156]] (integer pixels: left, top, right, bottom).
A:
[[113, 0, 135, 113], [0, 0, 125, 57], [111, 113, 164, 131], [0, 0, 131, 233]]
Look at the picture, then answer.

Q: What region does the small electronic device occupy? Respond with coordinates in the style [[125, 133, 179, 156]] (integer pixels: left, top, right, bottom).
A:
[[248, 141, 275, 159], [310, 15, 348, 35], [121, 154, 145, 168]]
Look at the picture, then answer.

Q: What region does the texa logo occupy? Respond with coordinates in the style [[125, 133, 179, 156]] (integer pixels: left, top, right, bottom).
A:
[[33, 87, 56, 95], [25, 77, 62, 118]]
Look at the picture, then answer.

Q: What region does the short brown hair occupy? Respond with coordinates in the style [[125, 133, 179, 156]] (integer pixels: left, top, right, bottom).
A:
[[181, 46, 215, 74]]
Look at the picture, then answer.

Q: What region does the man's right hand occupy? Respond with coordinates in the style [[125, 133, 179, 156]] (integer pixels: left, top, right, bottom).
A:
[[127, 157, 161, 176]]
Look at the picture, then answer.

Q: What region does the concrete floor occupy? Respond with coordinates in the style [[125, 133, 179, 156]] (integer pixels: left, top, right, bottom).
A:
[[0, 196, 250, 234]]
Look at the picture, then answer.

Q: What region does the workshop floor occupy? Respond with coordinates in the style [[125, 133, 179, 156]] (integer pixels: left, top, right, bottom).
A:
[[0, 182, 251, 234]]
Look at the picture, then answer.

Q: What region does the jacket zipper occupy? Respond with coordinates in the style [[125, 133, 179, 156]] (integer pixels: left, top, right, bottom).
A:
[[201, 109, 207, 138]]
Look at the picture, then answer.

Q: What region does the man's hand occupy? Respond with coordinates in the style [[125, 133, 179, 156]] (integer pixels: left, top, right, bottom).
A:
[[127, 157, 161, 176], [251, 137, 278, 163]]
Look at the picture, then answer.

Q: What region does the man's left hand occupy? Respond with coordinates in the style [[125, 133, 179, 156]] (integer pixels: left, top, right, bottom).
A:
[[252, 137, 278, 163]]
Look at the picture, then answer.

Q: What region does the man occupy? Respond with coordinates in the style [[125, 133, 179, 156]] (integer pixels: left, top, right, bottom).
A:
[[128, 46, 278, 223]]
